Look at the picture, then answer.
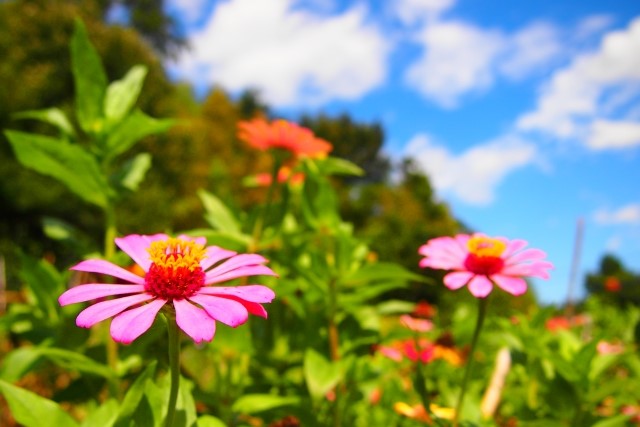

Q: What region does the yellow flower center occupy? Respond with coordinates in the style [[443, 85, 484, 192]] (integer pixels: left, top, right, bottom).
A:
[[145, 238, 207, 300], [467, 236, 506, 258]]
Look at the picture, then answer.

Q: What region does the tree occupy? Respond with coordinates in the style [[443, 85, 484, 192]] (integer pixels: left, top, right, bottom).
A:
[[300, 113, 390, 183]]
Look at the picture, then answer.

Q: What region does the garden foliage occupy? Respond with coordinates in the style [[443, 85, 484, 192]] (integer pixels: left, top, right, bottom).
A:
[[1, 15, 639, 427]]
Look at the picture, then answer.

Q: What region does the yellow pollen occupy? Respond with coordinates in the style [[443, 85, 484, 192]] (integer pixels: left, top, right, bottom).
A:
[[467, 236, 506, 258], [147, 238, 206, 271]]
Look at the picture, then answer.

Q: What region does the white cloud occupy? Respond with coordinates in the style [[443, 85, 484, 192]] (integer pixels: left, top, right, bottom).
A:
[[588, 119, 640, 149], [594, 203, 640, 224], [517, 17, 640, 148], [500, 22, 563, 80], [404, 20, 504, 108], [404, 134, 537, 205], [393, 0, 456, 24], [169, 0, 389, 107], [403, 17, 573, 108]]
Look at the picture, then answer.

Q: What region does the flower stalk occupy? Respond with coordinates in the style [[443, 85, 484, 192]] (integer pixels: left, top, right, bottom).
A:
[[165, 311, 180, 427], [453, 296, 489, 427]]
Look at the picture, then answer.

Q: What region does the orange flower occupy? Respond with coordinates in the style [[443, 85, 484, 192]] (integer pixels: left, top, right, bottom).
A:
[[238, 118, 332, 159]]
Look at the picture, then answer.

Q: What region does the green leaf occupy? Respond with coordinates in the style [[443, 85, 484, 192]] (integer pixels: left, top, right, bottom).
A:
[[17, 252, 64, 323], [0, 347, 42, 382], [71, 19, 107, 133], [319, 156, 364, 176], [303, 348, 342, 400], [81, 399, 119, 427], [13, 108, 76, 137], [232, 394, 300, 414], [38, 348, 116, 381], [197, 415, 227, 427], [198, 189, 241, 233], [105, 109, 174, 160], [112, 152, 152, 192], [591, 414, 632, 427], [105, 65, 148, 125], [117, 362, 157, 423], [0, 379, 79, 427], [5, 130, 110, 207], [342, 262, 428, 286], [375, 300, 417, 315]]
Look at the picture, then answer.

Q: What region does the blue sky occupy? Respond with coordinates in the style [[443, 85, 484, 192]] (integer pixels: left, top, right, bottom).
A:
[[163, 0, 640, 305]]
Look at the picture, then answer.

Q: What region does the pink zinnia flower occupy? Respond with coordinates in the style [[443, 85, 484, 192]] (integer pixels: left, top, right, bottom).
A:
[[59, 234, 276, 344], [418, 234, 552, 298]]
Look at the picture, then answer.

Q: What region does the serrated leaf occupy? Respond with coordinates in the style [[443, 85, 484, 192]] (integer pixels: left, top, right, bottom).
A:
[[13, 108, 76, 137], [105, 109, 174, 160], [71, 19, 107, 133], [304, 348, 342, 400], [232, 394, 300, 414], [113, 152, 152, 192], [0, 379, 80, 427], [105, 65, 148, 125], [5, 130, 110, 207], [198, 189, 241, 233]]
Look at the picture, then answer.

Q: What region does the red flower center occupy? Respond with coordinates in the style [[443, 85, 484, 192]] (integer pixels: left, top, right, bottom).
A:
[[464, 253, 505, 275], [464, 236, 506, 275], [144, 238, 206, 300]]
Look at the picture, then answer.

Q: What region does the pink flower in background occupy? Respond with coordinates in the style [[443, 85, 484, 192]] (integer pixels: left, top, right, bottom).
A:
[[399, 314, 434, 332], [59, 234, 276, 344], [419, 234, 553, 298]]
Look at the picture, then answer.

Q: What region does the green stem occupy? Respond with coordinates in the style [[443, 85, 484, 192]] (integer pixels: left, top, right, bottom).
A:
[[165, 313, 181, 427], [104, 205, 117, 261], [453, 297, 489, 427], [250, 156, 282, 252]]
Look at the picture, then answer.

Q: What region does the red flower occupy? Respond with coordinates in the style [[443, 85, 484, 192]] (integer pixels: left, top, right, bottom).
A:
[[604, 276, 621, 292]]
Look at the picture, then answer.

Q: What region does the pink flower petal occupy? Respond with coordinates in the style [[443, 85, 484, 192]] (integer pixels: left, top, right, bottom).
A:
[[501, 261, 553, 279], [239, 301, 268, 318], [443, 271, 474, 290], [188, 294, 249, 327], [76, 293, 154, 327], [70, 260, 145, 284], [110, 298, 166, 344], [200, 246, 237, 270], [505, 248, 547, 265], [59, 284, 145, 305], [115, 234, 168, 271], [492, 275, 528, 296], [177, 234, 206, 246], [204, 254, 268, 278], [197, 285, 276, 303], [205, 264, 276, 284], [467, 275, 493, 298], [502, 239, 528, 257], [173, 299, 216, 343]]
